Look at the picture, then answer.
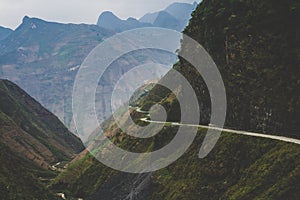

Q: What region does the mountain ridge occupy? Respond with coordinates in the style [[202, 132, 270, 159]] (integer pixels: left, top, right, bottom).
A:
[[0, 16, 114, 129], [0, 79, 84, 167], [51, 0, 300, 199], [97, 11, 152, 32], [0, 79, 84, 199], [98, 2, 198, 32], [139, 1, 197, 30]]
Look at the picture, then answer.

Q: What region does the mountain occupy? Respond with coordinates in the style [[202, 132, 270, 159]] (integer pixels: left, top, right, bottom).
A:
[[164, 2, 198, 19], [50, 0, 300, 199], [164, 2, 198, 30], [0, 16, 114, 129], [0, 26, 12, 41], [0, 16, 178, 132], [152, 11, 181, 31], [139, 2, 198, 31], [97, 11, 152, 32], [182, 0, 300, 137], [97, 2, 198, 32], [0, 79, 84, 199], [138, 12, 159, 24]]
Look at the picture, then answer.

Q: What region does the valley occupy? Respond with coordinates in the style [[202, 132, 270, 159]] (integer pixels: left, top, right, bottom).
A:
[[0, 0, 299, 199]]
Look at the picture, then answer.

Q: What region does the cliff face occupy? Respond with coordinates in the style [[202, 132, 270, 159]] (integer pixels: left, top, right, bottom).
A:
[[181, 0, 300, 136], [51, 1, 300, 199]]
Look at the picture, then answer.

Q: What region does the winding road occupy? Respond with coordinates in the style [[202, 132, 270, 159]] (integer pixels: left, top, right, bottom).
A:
[[135, 108, 300, 145]]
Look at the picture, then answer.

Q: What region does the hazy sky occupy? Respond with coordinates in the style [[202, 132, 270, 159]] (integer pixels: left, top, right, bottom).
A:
[[0, 0, 199, 30]]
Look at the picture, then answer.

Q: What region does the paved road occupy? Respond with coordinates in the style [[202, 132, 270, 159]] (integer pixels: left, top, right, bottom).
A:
[[136, 109, 300, 145]]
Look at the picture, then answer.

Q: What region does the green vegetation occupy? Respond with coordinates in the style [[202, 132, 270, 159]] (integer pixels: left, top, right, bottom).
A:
[[1, 0, 299, 199], [181, 0, 300, 137], [0, 145, 60, 200], [51, 0, 300, 199], [0, 79, 84, 199]]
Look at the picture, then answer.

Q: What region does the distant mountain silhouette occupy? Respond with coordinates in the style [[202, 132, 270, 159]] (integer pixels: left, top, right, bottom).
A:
[[97, 2, 198, 32], [152, 11, 181, 31], [0, 16, 177, 132], [0, 16, 114, 129], [97, 11, 152, 32], [140, 2, 197, 31]]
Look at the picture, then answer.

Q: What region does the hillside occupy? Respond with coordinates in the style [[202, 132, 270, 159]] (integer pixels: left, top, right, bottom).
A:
[[50, 0, 300, 199], [0, 79, 84, 166], [0, 15, 178, 132], [180, 0, 300, 137], [0, 16, 114, 129], [0, 79, 84, 199]]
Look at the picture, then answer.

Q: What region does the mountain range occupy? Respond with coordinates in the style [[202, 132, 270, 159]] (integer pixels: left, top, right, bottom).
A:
[[0, 16, 114, 131], [0, 0, 299, 199], [50, 0, 300, 199], [0, 2, 194, 131], [97, 2, 197, 32], [97, 11, 152, 32], [140, 2, 198, 31]]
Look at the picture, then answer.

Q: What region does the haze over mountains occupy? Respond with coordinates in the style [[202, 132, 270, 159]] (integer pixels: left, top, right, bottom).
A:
[[0, 0, 299, 199], [0, 2, 195, 131], [97, 2, 197, 31], [51, 0, 300, 199], [97, 12, 152, 32], [0, 16, 113, 130], [140, 2, 198, 30]]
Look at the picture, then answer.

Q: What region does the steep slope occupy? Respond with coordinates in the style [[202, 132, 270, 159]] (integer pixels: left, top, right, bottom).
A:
[[152, 11, 181, 31], [164, 2, 198, 19], [164, 1, 198, 30], [0, 79, 84, 167], [51, 0, 300, 199], [139, 2, 197, 31], [0, 16, 114, 128], [0, 79, 84, 199], [181, 0, 300, 137], [0, 145, 60, 199], [0, 26, 12, 41]]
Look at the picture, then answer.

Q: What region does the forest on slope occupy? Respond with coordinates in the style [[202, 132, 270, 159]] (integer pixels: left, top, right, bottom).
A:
[[0, 79, 84, 199], [51, 1, 300, 199]]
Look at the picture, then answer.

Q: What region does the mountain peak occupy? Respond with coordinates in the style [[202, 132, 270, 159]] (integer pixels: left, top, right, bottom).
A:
[[22, 15, 30, 23], [97, 11, 150, 32], [127, 17, 138, 22], [139, 1, 197, 31], [98, 11, 120, 21]]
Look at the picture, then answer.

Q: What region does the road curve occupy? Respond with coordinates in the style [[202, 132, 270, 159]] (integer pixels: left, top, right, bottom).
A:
[[138, 114, 300, 145]]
